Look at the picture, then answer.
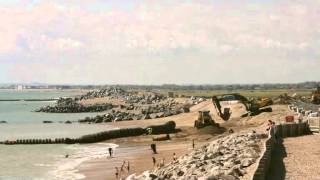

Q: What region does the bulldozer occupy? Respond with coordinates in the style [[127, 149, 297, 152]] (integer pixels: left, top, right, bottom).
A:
[[212, 93, 273, 121], [194, 111, 219, 129], [311, 86, 320, 104]]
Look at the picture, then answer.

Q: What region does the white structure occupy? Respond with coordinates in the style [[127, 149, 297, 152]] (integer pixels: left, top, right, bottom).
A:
[[16, 85, 24, 91]]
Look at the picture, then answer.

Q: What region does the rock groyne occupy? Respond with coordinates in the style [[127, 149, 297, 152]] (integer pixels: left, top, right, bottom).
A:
[[36, 98, 113, 113]]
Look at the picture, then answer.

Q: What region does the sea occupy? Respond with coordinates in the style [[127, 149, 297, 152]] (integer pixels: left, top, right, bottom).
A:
[[0, 90, 118, 180]]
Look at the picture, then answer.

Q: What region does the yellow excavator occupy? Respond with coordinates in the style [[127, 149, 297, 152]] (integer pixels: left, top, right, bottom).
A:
[[212, 93, 273, 121], [311, 86, 320, 104]]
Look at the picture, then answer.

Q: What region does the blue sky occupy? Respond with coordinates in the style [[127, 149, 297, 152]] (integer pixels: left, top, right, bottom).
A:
[[0, 0, 319, 84]]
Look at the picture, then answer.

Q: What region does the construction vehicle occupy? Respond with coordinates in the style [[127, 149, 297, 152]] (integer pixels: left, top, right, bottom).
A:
[[311, 86, 320, 104], [194, 111, 219, 129], [212, 93, 273, 121]]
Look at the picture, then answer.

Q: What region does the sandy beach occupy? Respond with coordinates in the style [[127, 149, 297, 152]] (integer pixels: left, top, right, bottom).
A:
[[77, 100, 224, 180], [78, 140, 197, 180], [77, 101, 291, 180]]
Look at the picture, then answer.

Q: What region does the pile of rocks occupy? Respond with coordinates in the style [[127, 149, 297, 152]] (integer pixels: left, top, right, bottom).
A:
[[140, 103, 190, 115], [36, 87, 192, 119], [190, 96, 206, 105], [79, 87, 168, 105], [78, 87, 127, 100], [128, 132, 266, 180], [124, 93, 167, 104], [78, 105, 190, 123], [36, 98, 113, 113]]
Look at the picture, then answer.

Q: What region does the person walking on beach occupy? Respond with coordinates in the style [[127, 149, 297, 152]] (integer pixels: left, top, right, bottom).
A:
[[173, 153, 177, 161], [160, 158, 165, 167], [272, 121, 278, 143], [108, 147, 113, 157], [152, 157, 156, 167], [115, 167, 119, 179], [127, 161, 130, 173], [150, 143, 157, 154], [266, 120, 273, 131], [120, 160, 125, 173], [192, 139, 195, 149]]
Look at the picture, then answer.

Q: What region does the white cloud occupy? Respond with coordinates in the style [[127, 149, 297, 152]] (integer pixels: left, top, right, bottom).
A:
[[1, 0, 320, 84]]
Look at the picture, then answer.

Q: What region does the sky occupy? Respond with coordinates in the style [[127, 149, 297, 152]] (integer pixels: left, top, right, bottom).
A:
[[0, 0, 319, 85]]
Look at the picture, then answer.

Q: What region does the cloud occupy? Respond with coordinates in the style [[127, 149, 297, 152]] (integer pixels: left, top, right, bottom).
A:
[[1, 0, 320, 84]]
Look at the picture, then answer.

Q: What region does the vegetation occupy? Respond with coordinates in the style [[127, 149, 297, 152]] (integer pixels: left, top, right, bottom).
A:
[[159, 89, 312, 98], [1, 81, 318, 98]]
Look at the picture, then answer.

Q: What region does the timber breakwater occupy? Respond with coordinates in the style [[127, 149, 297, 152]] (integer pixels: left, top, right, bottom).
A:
[[1, 121, 176, 145]]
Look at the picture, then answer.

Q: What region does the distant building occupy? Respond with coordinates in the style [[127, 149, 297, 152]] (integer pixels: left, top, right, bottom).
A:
[[16, 85, 24, 90]]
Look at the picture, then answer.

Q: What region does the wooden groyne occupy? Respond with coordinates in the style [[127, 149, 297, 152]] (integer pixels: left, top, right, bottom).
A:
[[1, 121, 176, 145]]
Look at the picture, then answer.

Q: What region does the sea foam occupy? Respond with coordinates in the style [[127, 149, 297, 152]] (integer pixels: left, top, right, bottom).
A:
[[49, 143, 119, 180]]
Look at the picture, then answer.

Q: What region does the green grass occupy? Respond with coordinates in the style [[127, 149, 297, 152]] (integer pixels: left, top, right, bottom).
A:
[[157, 89, 312, 98]]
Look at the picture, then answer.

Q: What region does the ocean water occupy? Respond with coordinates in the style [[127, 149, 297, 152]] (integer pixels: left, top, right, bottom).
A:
[[0, 90, 117, 180]]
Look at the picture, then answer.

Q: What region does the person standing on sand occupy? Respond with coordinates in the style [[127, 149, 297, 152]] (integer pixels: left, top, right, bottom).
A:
[[272, 122, 278, 143], [127, 161, 130, 173], [173, 153, 177, 161], [108, 147, 113, 157], [266, 120, 273, 131], [120, 160, 125, 173], [115, 167, 119, 179], [150, 143, 157, 154], [160, 158, 165, 167], [152, 157, 156, 167], [192, 139, 195, 149]]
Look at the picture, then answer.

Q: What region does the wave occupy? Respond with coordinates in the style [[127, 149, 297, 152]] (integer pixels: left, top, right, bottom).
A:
[[48, 143, 119, 180]]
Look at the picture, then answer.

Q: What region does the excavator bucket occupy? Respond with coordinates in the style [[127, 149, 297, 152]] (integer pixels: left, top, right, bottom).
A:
[[212, 96, 231, 121]]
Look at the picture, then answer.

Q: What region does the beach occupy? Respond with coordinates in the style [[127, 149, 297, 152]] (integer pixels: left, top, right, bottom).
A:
[[0, 88, 293, 180], [79, 140, 195, 180], [76, 102, 291, 180]]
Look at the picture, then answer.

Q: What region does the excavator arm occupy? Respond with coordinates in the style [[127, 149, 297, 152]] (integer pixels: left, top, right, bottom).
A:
[[212, 93, 272, 121]]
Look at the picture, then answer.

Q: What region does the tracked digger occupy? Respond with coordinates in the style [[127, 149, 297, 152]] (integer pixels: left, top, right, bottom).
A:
[[212, 93, 273, 121], [311, 86, 320, 104]]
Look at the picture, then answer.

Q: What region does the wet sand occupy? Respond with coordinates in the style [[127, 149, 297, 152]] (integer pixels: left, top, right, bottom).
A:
[[78, 140, 197, 180]]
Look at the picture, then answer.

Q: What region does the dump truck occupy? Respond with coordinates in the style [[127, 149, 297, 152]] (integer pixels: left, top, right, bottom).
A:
[[212, 93, 273, 121]]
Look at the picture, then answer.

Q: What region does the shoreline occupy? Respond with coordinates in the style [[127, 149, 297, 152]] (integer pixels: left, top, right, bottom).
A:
[[1, 88, 291, 180], [78, 139, 203, 180]]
